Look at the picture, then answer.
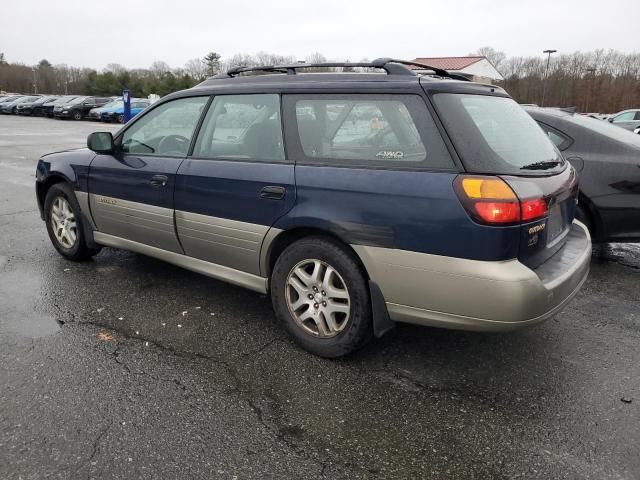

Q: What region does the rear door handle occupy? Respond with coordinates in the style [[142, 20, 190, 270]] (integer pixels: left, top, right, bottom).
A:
[[260, 185, 285, 200], [150, 174, 168, 187]]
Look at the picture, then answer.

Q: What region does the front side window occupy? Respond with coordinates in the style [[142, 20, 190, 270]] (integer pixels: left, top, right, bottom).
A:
[[288, 94, 453, 169], [193, 94, 285, 162], [120, 96, 209, 156]]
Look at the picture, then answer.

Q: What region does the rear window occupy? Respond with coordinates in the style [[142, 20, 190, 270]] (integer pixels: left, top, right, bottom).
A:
[[434, 94, 564, 175]]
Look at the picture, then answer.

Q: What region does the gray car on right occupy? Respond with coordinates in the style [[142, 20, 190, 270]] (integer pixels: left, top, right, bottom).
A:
[[607, 109, 640, 132], [526, 107, 640, 243]]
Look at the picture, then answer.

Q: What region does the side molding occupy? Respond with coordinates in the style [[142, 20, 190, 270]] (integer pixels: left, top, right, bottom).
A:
[[93, 231, 268, 294]]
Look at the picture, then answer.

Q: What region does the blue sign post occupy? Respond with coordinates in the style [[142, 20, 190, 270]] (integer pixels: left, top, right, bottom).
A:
[[122, 89, 131, 123]]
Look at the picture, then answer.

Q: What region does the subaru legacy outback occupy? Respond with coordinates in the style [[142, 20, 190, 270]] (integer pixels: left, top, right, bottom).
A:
[[35, 58, 591, 357]]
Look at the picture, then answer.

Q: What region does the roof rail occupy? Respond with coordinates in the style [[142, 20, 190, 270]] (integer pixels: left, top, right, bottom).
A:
[[214, 58, 469, 81]]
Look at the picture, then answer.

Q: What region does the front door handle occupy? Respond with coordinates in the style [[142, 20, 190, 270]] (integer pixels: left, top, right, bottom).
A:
[[150, 174, 168, 187], [260, 185, 285, 200]]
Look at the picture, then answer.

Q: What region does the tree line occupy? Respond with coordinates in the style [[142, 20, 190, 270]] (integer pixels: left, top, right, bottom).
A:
[[473, 47, 640, 113], [1, 49, 639, 113]]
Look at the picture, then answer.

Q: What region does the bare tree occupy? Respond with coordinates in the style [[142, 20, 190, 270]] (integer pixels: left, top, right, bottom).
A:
[[184, 58, 207, 80], [470, 46, 507, 71]]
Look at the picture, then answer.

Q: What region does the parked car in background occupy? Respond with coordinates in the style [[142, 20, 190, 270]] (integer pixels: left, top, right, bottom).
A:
[[41, 96, 79, 118], [35, 58, 591, 357], [0, 95, 23, 105], [87, 99, 122, 121], [527, 106, 640, 243], [607, 109, 640, 131], [1, 95, 40, 114], [100, 99, 149, 123], [53, 96, 112, 120], [16, 95, 58, 115]]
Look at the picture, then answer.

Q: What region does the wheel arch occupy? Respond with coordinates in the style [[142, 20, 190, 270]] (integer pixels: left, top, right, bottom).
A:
[[262, 227, 370, 281], [577, 190, 604, 242], [262, 226, 395, 338], [36, 174, 70, 220]]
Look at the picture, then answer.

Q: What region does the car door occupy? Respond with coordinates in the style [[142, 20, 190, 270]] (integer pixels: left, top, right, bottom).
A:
[[174, 93, 295, 275], [88, 96, 210, 253]]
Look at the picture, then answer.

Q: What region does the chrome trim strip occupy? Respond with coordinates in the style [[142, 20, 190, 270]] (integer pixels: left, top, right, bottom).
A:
[[93, 231, 268, 294]]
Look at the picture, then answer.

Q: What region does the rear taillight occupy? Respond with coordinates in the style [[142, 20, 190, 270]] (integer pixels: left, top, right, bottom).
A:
[[454, 176, 548, 225]]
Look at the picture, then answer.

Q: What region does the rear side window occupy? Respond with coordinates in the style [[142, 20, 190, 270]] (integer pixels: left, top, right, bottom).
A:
[[285, 94, 454, 169], [193, 94, 285, 162], [433, 94, 564, 175]]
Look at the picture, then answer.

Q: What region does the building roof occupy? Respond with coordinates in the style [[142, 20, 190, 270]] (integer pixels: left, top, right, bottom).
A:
[[411, 56, 485, 70]]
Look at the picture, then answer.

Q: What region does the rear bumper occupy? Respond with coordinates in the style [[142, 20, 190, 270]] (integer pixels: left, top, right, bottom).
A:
[[352, 221, 591, 331]]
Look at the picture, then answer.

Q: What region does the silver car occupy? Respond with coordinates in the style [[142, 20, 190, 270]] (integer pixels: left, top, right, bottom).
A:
[[607, 109, 640, 131]]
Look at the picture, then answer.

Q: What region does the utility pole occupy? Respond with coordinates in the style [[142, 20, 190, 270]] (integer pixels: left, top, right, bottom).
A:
[[585, 67, 596, 113], [541, 49, 557, 107], [31, 67, 37, 94]]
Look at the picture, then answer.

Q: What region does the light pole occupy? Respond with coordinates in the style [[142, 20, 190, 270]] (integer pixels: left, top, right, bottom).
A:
[[541, 49, 557, 107], [585, 67, 596, 113], [31, 67, 37, 94]]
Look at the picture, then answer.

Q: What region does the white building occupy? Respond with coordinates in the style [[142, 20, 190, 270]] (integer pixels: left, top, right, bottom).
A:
[[411, 56, 503, 83]]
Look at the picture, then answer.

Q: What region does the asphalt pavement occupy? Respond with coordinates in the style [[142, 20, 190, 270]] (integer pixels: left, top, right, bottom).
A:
[[0, 115, 639, 480]]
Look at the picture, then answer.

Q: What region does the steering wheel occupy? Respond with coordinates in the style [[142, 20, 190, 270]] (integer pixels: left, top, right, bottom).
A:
[[157, 134, 189, 155]]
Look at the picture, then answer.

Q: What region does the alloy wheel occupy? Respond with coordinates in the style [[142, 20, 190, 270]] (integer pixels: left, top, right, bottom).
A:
[[50, 196, 77, 249], [285, 259, 351, 337]]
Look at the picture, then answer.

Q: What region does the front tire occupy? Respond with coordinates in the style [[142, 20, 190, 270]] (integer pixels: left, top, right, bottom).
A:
[[271, 237, 372, 357], [72, 110, 83, 121], [44, 183, 101, 261]]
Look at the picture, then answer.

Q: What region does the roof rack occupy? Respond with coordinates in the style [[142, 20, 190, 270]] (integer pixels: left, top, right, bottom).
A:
[[215, 58, 469, 81]]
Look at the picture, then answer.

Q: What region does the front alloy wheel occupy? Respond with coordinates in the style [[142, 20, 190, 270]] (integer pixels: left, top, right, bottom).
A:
[[285, 259, 351, 337], [50, 196, 77, 249], [44, 183, 101, 261]]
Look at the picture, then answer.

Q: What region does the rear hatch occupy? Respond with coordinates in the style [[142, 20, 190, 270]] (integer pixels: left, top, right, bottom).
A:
[[431, 92, 578, 268]]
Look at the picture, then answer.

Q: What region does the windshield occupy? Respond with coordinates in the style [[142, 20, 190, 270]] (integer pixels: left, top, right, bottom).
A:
[[568, 114, 640, 148], [34, 96, 52, 104], [104, 100, 123, 109], [53, 96, 77, 105], [18, 96, 38, 103], [434, 94, 565, 175], [68, 96, 87, 105]]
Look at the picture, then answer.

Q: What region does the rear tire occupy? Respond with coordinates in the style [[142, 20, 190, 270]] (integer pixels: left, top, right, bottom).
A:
[[44, 183, 101, 261], [117, 114, 125, 124], [271, 237, 372, 357]]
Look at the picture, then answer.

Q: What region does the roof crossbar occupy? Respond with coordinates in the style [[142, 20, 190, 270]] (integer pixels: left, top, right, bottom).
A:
[[219, 58, 469, 81]]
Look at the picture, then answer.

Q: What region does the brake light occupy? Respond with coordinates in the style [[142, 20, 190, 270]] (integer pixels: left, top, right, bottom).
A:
[[454, 176, 548, 225], [520, 198, 548, 221]]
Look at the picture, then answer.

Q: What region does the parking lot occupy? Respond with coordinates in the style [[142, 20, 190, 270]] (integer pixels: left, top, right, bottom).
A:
[[0, 114, 639, 479]]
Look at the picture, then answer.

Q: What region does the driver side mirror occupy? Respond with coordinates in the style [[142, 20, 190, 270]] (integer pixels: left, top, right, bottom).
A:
[[608, 117, 614, 123], [87, 132, 114, 154]]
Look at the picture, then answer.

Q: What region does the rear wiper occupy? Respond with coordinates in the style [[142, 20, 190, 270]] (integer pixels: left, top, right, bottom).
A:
[[520, 160, 562, 170]]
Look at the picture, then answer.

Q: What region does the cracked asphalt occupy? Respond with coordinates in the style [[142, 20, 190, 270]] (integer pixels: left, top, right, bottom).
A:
[[1, 115, 639, 479]]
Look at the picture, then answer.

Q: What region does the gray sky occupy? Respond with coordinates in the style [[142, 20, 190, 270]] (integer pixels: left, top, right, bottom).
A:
[[1, 0, 637, 70]]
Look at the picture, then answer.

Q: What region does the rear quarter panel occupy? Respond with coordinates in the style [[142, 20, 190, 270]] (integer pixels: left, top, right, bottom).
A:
[[276, 166, 521, 261]]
